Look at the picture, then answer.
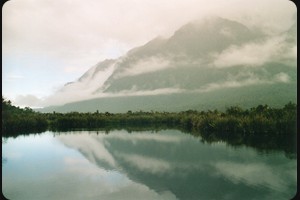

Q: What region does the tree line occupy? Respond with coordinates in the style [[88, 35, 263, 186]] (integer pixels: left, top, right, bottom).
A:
[[2, 97, 297, 155]]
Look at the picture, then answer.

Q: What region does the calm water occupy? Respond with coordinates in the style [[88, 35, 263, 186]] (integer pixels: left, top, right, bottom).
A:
[[2, 130, 297, 200]]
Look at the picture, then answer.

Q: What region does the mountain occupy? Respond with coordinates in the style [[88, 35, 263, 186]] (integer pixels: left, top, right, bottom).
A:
[[40, 16, 297, 113]]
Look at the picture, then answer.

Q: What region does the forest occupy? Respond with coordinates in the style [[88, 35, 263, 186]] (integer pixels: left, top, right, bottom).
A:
[[2, 97, 297, 156]]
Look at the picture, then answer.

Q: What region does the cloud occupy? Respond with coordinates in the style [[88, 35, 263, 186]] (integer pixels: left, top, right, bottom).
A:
[[198, 79, 266, 93], [40, 86, 184, 106], [13, 94, 43, 108], [39, 62, 117, 106], [5, 75, 25, 80], [212, 35, 293, 68], [3, 0, 296, 71], [108, 87, 184, 97], [115, 56, 171, 78], [274, 72, 291, 83], [2, 0, 296, 107], [196, 71, 290, 93], [32, 67, 292, 107]]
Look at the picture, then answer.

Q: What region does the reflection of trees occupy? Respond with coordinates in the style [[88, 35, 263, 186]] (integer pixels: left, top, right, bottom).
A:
[[2, 137, 8, 144], [2, 138, 8, 165], [196, 129, 296, 158], [186, 103, 297, 157], [2, 157, 7, 165]]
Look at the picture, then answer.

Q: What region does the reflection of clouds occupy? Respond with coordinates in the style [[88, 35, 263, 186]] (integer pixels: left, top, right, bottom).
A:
[[56, 130, 296, 199], [214, 161, 296, 193], [99, 185, 178, 200], [117, 153, 171, 174], [60, 157, 179, 200], [4, 151, 22, 160], [58, 131, 186, 175], [58, 131, 203, 179], [3, 132, 180, 200], [63, 156, 129, 190], [107, 132, 183, 143], [4, 155, 178, 200], [63, 156, 107, 176], [215, 162, 279, 186], [58, 134, 116, 169], [58, 131, 184, 171]]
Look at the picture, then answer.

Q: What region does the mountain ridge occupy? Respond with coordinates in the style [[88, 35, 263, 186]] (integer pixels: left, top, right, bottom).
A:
[[40, 16, 296, 113]]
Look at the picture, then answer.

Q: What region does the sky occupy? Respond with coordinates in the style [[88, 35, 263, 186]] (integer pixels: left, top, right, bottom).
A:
[[2, 0, 296, 107]]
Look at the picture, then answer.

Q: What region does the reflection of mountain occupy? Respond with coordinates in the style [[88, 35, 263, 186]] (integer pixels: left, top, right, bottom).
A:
[[58, 131, 296, 200], [41, 17, 296, 112]]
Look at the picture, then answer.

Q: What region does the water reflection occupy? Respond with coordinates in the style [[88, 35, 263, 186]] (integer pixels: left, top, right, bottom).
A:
[[2, 130, 297, 200]]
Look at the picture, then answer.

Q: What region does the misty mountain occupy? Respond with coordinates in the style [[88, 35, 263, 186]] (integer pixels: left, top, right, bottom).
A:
[[40, 16, 296, 113]]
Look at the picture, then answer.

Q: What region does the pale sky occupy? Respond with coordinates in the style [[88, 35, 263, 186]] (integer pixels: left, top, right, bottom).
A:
[[2, 0, 296, 107]]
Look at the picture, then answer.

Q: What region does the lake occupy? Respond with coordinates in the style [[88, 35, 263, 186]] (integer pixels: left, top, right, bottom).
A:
[[2, 130, 296, 200]]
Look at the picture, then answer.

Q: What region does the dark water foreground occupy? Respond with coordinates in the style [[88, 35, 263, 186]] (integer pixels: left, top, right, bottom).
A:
[[2, 129, 297, 200]]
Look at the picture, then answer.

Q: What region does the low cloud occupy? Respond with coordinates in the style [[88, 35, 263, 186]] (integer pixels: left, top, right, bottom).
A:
[[39, 62, 117, 106], [274, 72, 290, 83], [34, 72, 291, 107], [198, 79, 266, 93], [212, 35, 292, 68], [115, 56, 171, 78], [13, 94, 43, 108], [5, 75, 25, 80], [196, 72, 290, 93], [15, 69, 291, 107], [4, 0, 295, 108], [107, 87, 184, 97], [39, 85, 184, 107], [2, 0, 296, 107]]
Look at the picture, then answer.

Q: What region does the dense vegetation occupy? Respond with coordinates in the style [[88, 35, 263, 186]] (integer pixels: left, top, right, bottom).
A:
[[2, 97, 297, 156], [2, 97, 48, 135]]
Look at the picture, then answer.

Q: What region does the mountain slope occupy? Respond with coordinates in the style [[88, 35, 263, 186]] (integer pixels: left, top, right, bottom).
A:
[[40, 16, 296, 113]]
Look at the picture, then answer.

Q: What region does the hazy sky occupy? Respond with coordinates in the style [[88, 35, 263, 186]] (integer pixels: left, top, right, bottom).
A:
[[2, 0, 296, 107]]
